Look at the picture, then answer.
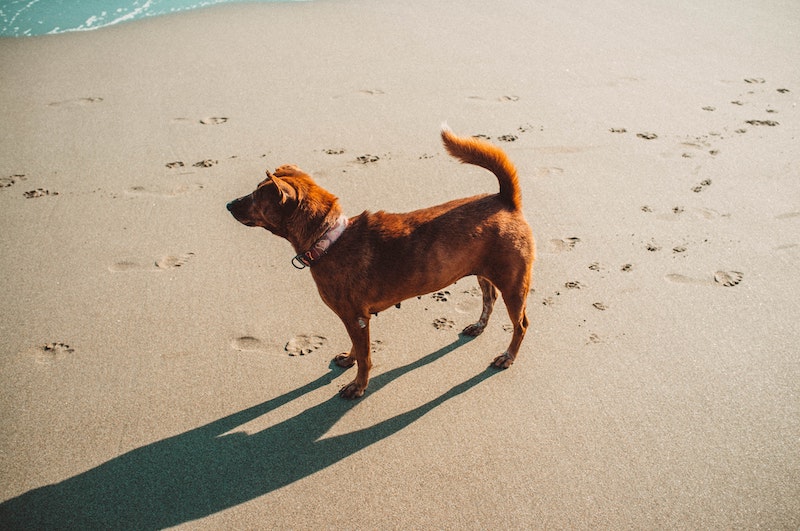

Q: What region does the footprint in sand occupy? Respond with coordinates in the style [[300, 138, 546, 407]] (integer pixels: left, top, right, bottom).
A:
[[549, 237, 581, 253], [431, 291, 451, 302], [231, 336, 267, 352], [356, 154, 380, 164], [532, 166, 564, 178], [285, 334, 326, 356], [23, 188, 58, 198], [645, 205, 726, 221], [692, 207, 726, 220], [200, 117, 228, 125], [466, 95, 519, 103], [645, 240, 662, 252], [587, 333, 603, 345], [370, 340, 385, 354], [1, 174, 26, 188], [691, 179, 712, 193], [745, 119, 779, 127], [48, 97, 103, 107], [155, 253, 195, 269], [32, 342, 75, 364], [591, 262, 632, 273], [665, 270, 744, 287], [713, 270, 744, 287], [517, 123, 542, 133], [433, 317, 455, 330], [109, 252, 195, 272]]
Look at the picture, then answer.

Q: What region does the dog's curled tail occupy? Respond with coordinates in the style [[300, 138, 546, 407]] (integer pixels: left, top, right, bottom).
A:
[[441, 124, 521, 211]]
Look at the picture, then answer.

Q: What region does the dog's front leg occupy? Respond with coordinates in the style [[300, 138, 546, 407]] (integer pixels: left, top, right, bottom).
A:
[[335, 315, 372, 399]]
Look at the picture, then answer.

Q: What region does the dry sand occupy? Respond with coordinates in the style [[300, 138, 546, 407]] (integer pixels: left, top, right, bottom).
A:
[[1, 0, 798, 528]]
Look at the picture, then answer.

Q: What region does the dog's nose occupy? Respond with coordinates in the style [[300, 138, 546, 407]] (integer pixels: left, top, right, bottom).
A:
[[226, 200, 236, 212]]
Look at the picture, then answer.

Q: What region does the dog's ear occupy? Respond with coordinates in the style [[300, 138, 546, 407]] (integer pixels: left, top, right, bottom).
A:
[[273, 177, 297, 205], [262, 172, 297, 205]]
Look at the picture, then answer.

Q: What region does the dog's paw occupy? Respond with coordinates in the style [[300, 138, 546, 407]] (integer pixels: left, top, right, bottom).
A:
[[461, 322, 486, 337], [339, 380, 366, 399], [333, 353, 356, 368], [491, 352, 515, 369]]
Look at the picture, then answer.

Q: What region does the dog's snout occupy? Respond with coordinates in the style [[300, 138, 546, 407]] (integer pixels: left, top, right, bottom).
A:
[[227, 197, 259, 227]]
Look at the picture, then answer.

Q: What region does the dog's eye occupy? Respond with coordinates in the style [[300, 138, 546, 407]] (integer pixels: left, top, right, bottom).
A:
[[254, 184, 273, 199]]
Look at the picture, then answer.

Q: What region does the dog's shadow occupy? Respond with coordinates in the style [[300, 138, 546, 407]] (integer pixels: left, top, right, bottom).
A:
[[0, 336, 496, 529]]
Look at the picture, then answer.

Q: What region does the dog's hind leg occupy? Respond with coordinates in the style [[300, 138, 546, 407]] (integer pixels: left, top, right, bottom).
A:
[[491, 272, 531, 369], [462, 276, 498, 337], [335, 315, 373, 399], [492, 297, 529, 368]]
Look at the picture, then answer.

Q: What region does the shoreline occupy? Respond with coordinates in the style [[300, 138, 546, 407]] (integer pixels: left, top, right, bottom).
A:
[[0, 0, 312, 38]]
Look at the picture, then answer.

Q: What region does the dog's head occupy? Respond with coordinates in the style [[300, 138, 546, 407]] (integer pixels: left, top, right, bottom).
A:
[[227, 165, 339, 241]]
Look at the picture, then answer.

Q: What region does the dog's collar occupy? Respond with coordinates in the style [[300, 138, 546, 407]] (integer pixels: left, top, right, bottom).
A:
[[292, 214, 349, 269]]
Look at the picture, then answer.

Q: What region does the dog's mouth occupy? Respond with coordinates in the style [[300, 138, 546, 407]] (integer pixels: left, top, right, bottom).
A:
[[232, 215, 259, 228]]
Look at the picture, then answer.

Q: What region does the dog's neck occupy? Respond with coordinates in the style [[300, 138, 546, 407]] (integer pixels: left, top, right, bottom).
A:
[[291, 213, 349, 269]]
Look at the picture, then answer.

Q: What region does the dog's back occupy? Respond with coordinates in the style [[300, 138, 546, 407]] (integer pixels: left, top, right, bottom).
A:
[[311, 128, 533, 317]]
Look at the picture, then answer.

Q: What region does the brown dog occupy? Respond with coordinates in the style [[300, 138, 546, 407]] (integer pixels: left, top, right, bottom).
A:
[[227, 126, 534, 398]]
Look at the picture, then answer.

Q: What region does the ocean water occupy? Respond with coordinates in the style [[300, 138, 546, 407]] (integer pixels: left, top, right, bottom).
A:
[[0, 0, 305, 37]]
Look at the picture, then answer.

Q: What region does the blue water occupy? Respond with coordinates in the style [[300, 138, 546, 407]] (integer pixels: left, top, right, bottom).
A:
[[0, 0, 305, 37]]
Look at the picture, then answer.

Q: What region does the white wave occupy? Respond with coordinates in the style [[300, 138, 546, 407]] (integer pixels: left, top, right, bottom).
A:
[[66, 0, 154, 34]]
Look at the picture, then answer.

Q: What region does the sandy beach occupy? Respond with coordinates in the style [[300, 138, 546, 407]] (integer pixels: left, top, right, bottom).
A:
[[1, 0, 798, 527]]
